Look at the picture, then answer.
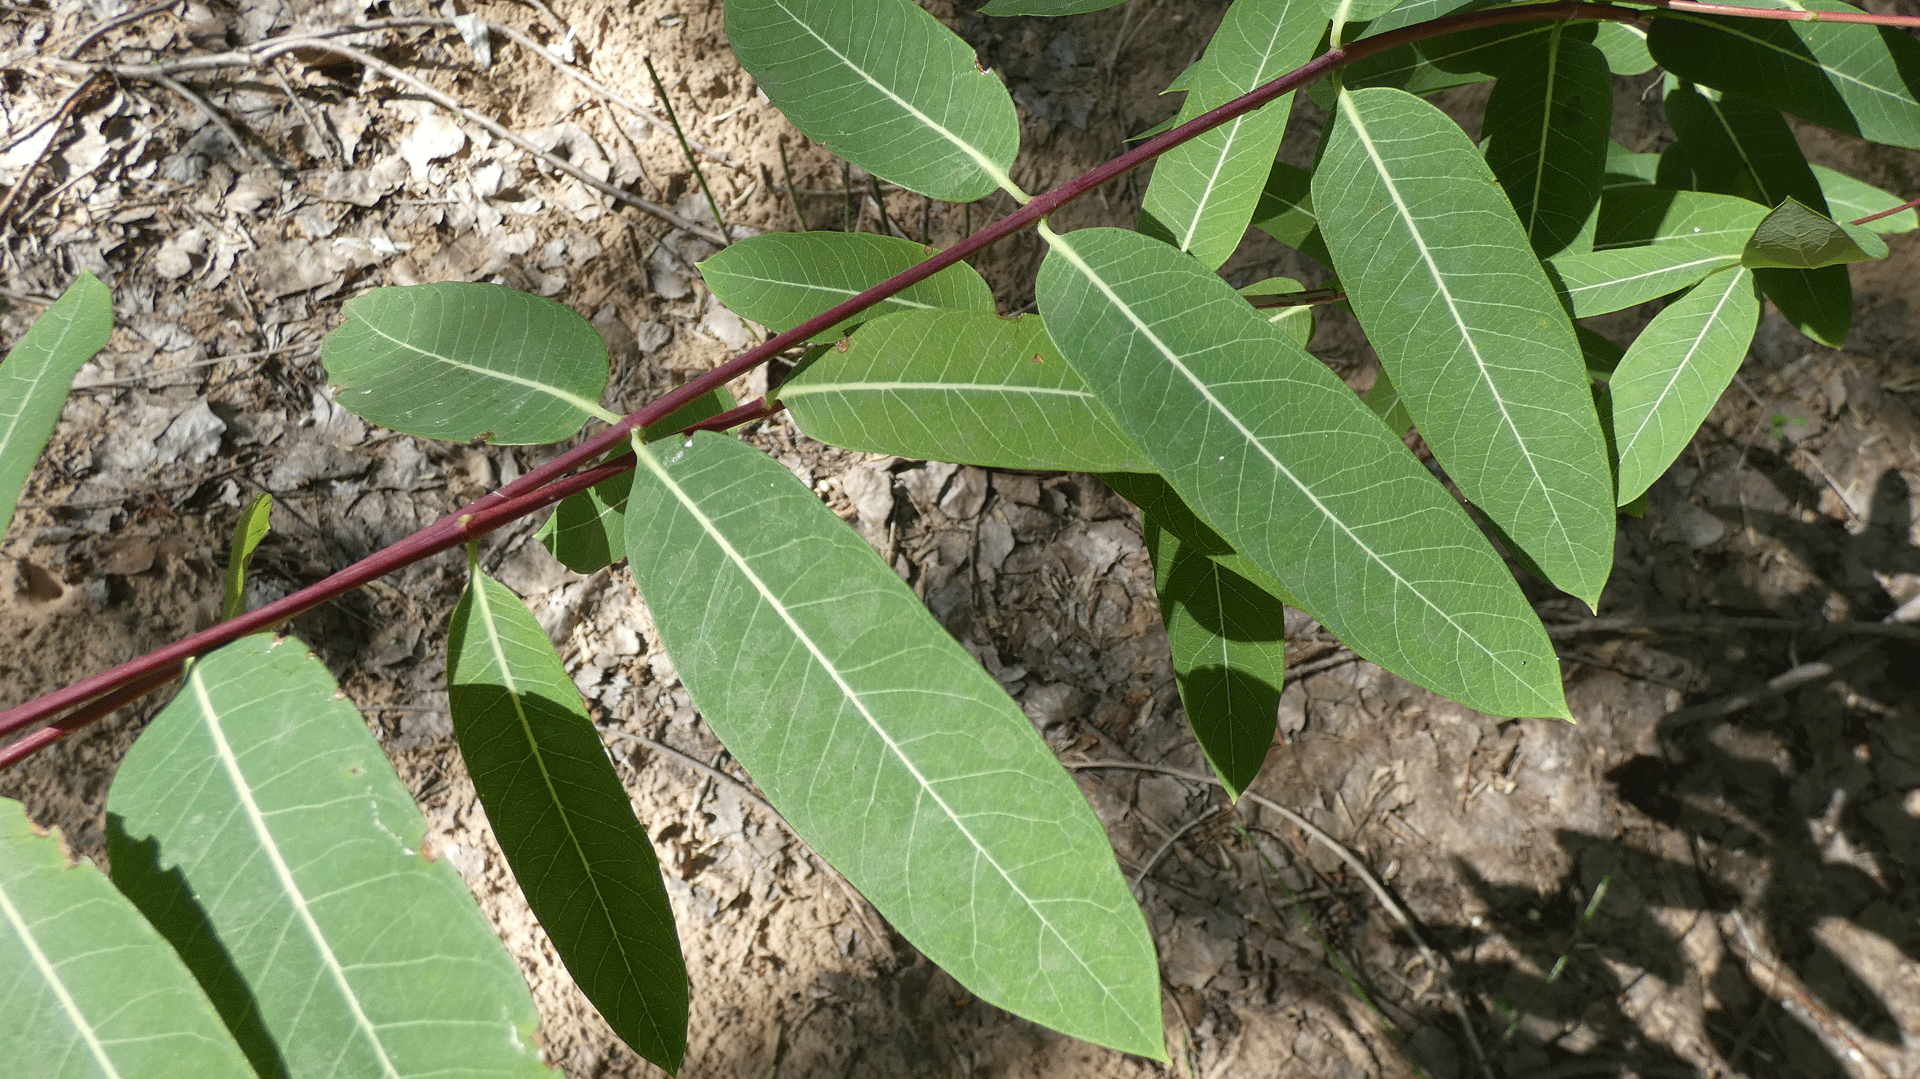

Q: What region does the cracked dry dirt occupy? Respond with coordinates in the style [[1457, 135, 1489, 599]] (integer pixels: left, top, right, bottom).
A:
[[3, 2, 1920, 1077]]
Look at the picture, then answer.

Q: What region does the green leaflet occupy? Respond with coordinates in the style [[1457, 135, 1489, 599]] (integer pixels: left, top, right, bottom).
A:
[[980, 0, 1128, 12], [1609, 267, 1761, 504], [725, 0, 1019, 202], [107, 635, 549, 1079], [0, 272, 111, 536], [448, 567, 687, 1072], [537, 389, 735, 574], [221, 493, 274, 621], [1649, 4, 1920, 151], [1141, 0, 1327, 269], [1316, 87, 1614, 607], [324, 282, 613, 443], [1548, 244, 1740, 317], [1661, 81, 1852, 345], [623, 432, 1163, 1059], [1238, 277, 1317, 347], [776, 308, 1150, 472], [1742, 197, 1889, 268], [1813, 163, 1919, 233], [0, 798, 254, 1079], [1593, 188, 1768, 251], [698, 232, 994, 338], [1481, 32, 1611, 258], [1039, 226, 1566, 719], [1100, 473, 1288, 800], [1363, 366, 1415, 435], [1592, 20, 1655, 76], [1249, 160, 1332, 266]]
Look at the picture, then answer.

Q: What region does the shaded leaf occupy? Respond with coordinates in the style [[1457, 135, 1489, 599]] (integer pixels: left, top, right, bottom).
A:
[[537, 389, 735, 574], [221, 493, 273, 622], [448, 568, 687, 1072], [1609, 267, 1762, 504], [323, 282, 610, 444], [1315, 87, 1614, 606], [726, 0, 1019, 202], [1481, 32, 1611, 257], [1813, 162, 1918, 233], [980, 0, 1128, 12], [1362, 366, 1415, 435], [1250, 160, 1332, 266], [1593, 20, 1655, 76], [1141, 0, 1327, 268], [107, 635, 548, 1079], [623, 432, 1164, 1058], [1098, 471, 1306, 613], [1238, 277, 1318, 347], [699, 232, 993, 338], [0, 271, 111, 536], [1649, 4, 1920, 150], [1040, 226, 1567, 719], [1576, 323, 1626, 380], [1741, 196, 1889, 268], [0, 798, 254, 1079], [1594, 187, 1768, 251], [777, 308, 1149, 472], [1548, 244, 1740, 317]]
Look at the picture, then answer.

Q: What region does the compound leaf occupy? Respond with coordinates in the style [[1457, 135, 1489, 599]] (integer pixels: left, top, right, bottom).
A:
[[1481, 32, 1612, 257], [1039, 226, 1567, 719], [726, 0, 1019, 202], [777, 308, 1150, 472], [448, 568, 687, 1072], [699, 233, 993, 338], [324, 282, 609, 444], [107, 635, 548, 1079], [1140, 0, 1326, 269], [1316, 87, 1614, 607], [623, 432, 1163, 1059], [1649, 4, 1920, 151], [1609, 267, 1762, 504], [0, 271, 111, 537], [0, 798, 254, 1079]]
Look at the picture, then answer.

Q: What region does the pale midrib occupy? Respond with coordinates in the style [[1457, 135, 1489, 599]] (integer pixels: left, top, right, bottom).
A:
[[0, 313, 89, 467], [1521, 28, 1563, 242], [356, 320, 610, 422], [779, 381, 1092, 399], [772, 0, 1009, 189], [1040, 225, 1539, 695], [466, 575, 667, 1046], [195, 663, 402, 1079], [725, 273, 943, 311], [1619, 268, 1747, 456], [1171, 18, 1305, 252], [1702, 95, 1782, 206], [0, 880, 122, 1079], [1692, 13, 1900, 106], [1338, 91, 1576, 562], [633, 439, 1129, 1012], [1559, 252, 1734, 302]]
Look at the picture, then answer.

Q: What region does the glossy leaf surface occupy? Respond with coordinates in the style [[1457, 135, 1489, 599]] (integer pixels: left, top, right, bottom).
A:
[[0, 271, 110, 535], [1316, 87, 1613, 606], [623, 432, 1163, 1058], [107, 635, 548, 1079], [324, 282, 610, 444], [725, 0, 1019, 202], [778, 309, 1149, 472], [1609, 267, 1761, 504], [699, 233, 993, 338], [1039, 226, 1566, 719], [1650, 5, 1920, 151], [1, 799, 253, 1079], [449, 570, 687, 1072], [1140, 0, 1325, 269], [1481, 32, 1611, 257]]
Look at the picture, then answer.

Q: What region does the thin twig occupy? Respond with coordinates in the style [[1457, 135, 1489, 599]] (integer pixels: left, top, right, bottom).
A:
[[1065, 758, 1496, 1079], [268, 58, 337, 164], [0, 72, 105, 227], [1131, 806, 1226, 889], [601, 728, 791, 836], [778, 140, 808, 232], [149, 71, 261, 165], [644, 56, 730, 244], [1658, 639, 1878, 731], [60, 0, 179, 58], [1546, 613, 1920, 642], [1724, 913, 1894, 1079], [1643, 0, 1920, 26]]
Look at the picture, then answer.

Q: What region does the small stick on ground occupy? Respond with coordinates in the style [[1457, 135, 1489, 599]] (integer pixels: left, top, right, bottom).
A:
[[149, 71, 263, 165], [644, 56, 730, 245], [0, 72, 106, 227]]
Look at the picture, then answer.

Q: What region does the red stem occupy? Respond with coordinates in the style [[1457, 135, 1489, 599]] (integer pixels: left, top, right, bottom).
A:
[[1851, 196, 1920, 227], [1648, 0, 1920, 26], [0, 1, 1723, 756]]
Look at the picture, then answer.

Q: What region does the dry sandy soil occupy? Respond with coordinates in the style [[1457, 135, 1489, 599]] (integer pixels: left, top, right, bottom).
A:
[[3, 2, 1920, 1077]]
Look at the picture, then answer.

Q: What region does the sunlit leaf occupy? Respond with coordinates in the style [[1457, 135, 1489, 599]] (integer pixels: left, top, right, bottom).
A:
[[1315, 87, 1614, 606], [1238, 277, 1317, 347], [1609, 267, 1762, 504], [1741, 196, 1889, 268], [1548, 244, 1740, 317], [448, 567, 687, 1072], [623, 432, 1164, 1058], [980, 0, 1128, 13], [699, 232, 993, 338], [107, 635, 549, 1079], [1594, 187, 1768, 250], [1650, 4, 1920, 151], [0, 798, 254, 1079], [323, 282, 610, 444], [777, 309, 1149, 472], [1039, 226, 1567, 719], [0, 272, 111, 536], [1481, 32, 1611, 257], [220, 493, 273, 622], [726, 0, 1019, 202], [1140, 0, 1326, 268], [1249, 161, 1332, 266], [1593, 20, 1655, 75], [1813, 163, 1919, 233], [1362, 366, 1415, 435]]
